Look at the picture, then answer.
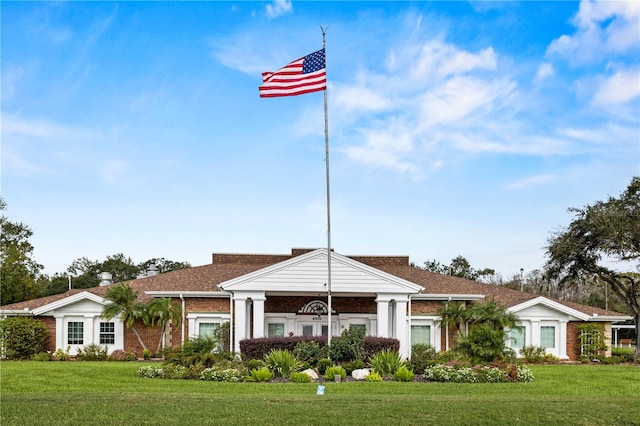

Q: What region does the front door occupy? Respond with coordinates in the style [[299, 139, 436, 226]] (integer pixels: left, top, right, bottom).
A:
[[298, 318, 335, 337]]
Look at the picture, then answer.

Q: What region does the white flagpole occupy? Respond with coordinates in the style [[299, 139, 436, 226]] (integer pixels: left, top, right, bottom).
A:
[[321, 27, 332, 349]]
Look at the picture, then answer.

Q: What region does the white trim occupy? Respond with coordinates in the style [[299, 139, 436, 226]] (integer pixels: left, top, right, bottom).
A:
[[411, 294, 485, 301], [220, 248, 423, 294], [509, 296, 590, 321], [145, 291, 230, 298], [32, 292, 106, 316]]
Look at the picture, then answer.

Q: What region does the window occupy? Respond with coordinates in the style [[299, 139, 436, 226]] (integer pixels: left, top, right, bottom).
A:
[[199, 322, 219, 338], [511, 326, 525, 349], [68, 321, 84, 345], [540, 326, 556, 349], [411, 325, 431, 346], [99, 322, 115, 344], [268, 323, 285, 337]]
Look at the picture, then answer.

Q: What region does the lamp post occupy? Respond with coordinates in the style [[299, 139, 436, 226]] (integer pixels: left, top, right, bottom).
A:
[[520, 268, 524, 292]]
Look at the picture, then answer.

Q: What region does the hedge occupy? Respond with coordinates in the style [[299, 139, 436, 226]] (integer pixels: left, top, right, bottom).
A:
[[240, 335, 399, 362]]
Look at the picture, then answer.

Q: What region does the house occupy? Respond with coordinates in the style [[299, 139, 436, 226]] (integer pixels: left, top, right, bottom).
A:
[[0, 248, 631, 360]]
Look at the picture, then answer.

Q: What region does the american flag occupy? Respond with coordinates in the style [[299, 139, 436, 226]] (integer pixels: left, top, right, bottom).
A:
[[259, 49, 326, 98]]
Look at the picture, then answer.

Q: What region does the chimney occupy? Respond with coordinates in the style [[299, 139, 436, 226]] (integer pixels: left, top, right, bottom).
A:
[[98, 272, 113, 286], [147, 265, 159, 277]]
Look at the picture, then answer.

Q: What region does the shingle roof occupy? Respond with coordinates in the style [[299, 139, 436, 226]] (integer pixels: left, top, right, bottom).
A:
[[0, 249, 628, 319]]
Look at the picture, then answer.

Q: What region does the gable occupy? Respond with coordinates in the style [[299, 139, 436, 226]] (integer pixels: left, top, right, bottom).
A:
[[220, 248, 423, 294], [32, 291, 107, 316], [509, 296, 590, 321]]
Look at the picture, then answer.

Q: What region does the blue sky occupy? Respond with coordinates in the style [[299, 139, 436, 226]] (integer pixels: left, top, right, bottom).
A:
[[2, 1, 639, 279]]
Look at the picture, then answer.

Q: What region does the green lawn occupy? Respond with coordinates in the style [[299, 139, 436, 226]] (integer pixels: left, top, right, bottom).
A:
[[1, 362, 639, 425]]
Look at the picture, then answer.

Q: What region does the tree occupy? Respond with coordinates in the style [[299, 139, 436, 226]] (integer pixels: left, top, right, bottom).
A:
[[101, 282, 148, 352], [146, 297, 182, 356], [437, 299, 519, 364], [546, 177, 640, 357], [138, 258, 191, 274], [0, 198, 43, 304], [421, 255, 495, 282]]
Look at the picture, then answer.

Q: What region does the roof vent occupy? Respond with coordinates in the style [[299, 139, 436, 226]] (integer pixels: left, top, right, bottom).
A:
[[98, 272, 113, 286], [147, 265, 159, 277]]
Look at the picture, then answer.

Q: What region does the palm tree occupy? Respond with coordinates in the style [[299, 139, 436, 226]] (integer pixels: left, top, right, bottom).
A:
[[436, 301, 469, 335], [101, 282, 148, 352], [147, 297, 182, 356]]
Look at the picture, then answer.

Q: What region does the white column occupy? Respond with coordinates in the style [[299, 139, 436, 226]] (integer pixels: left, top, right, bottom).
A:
[[233, 295, 248, 353], [55, 314, 64, 351], [252, 295, 266, 338], [395, 298, 409, 359], [559, 321, 568, 359], [85, 315, 95, 346], [376, 296, 390, 337], [531, 320, 540, 349]]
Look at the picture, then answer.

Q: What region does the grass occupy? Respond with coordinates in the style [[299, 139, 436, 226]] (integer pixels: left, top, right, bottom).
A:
[[1, 362, 639, 425]]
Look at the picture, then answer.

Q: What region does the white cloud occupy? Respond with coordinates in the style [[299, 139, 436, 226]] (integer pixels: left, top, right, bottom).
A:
[[2, 114, 102, 141], [591, 67, 640, 106], [99, 159, 128, 184], [547, 0, 640, 64], [506, 174, 556, 190], [266, 0, 292, 18], [534, 63, 555, 83]]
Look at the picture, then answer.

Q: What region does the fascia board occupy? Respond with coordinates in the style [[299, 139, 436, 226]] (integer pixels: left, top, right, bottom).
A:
[[145, 291, 231, 298], [412, 294, 486, 301], [509, 296, 590, 321], [220, 248, 422, 293], [32, 292, 106, 316]]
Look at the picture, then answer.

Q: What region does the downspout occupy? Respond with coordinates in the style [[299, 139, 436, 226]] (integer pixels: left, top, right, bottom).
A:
[[179, 294, 185, 347], [407, 296, 412, 360], [229, 292, 234, 353], [445, 297, 451, 351]]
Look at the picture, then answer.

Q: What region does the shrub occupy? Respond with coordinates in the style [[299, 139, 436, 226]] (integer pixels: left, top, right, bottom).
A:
[[329, 327, 365, 363], [52, 347, 71, 361], [240, 336, 326, 361], [76, 344, 108, 361], [108, 349, 136, 361], [393, 365, 415, 382], [410, 344, 438, 373], [31, 352, 51, 361], [138, 365, 163, 378], [264, 349, 301, 378], [578, 323, 607, 359], [290, 371, 311, 383], [246, 358, 266, 371], [519, 346, 547, 363], [423, 362, 534, 383], [324, 366, 347, 381], [142, 349, 152, 360], [455, 323, 516, 364], [246, 367, 274, 382], [293, 340, 326, 367], [161, 364, 188, 379], [369, 349, 403, 376], [342, 359, 365, 375], [365, 371, 382, 382], [200, 367, 244, 382], [317, 358, 333, 375], [363, 337, 400, 360], [0, 316, 48, 360]]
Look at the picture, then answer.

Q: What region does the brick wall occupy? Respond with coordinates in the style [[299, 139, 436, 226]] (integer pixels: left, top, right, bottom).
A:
[[42, 317, 57, 352], [567, 321, 580, 361], [185, 298, 230, 312], [264, 296, 376, 314], [412, 300, 445, 314]]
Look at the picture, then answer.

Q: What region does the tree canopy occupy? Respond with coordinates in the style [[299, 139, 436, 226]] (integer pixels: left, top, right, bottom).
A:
[[0, 198, 43, 304], [546, 177, 640, 357], [420, 255, 495, 282]]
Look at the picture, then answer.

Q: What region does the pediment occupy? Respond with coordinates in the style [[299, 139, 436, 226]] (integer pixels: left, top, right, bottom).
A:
[[33, 291, 107, 316], [509, 296, 589, 321], [219, 248, 422, 294]]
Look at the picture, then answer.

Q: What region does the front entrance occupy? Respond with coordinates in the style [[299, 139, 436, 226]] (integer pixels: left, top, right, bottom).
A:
[[298, 319, 331, 337]]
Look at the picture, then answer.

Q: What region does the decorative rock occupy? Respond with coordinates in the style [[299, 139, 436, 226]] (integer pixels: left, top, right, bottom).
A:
[[303, 368, 318, 380], [351, 368, 371, 380]]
